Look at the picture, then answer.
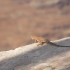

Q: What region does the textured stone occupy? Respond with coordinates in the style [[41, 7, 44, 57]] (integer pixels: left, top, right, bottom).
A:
[[0, 37, 70, 70]]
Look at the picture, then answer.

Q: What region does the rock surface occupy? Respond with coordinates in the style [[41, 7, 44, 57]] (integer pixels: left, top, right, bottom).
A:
[[0, 37, 70, 70]]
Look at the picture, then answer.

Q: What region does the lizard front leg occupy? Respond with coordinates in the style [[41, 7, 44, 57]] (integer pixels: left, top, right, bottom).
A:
[[37, 41, 43, 46], [34, 39, 38, 43]]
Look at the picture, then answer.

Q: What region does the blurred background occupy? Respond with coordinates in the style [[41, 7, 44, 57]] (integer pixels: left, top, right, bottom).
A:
[[0, 0, 70, 51]]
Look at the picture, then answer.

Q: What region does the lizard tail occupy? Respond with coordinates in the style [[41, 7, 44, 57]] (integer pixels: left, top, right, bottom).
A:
[[48, 41, 70, 47]]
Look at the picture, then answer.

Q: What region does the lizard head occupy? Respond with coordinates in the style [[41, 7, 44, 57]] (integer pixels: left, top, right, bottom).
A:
[[31, 36, 34, 40]]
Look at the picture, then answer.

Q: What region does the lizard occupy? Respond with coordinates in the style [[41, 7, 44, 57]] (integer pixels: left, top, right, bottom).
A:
[[31, 35, 70, 47]]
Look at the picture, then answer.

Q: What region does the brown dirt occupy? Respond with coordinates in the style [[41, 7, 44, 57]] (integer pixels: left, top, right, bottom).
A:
[[0, 0, 70, 51]]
